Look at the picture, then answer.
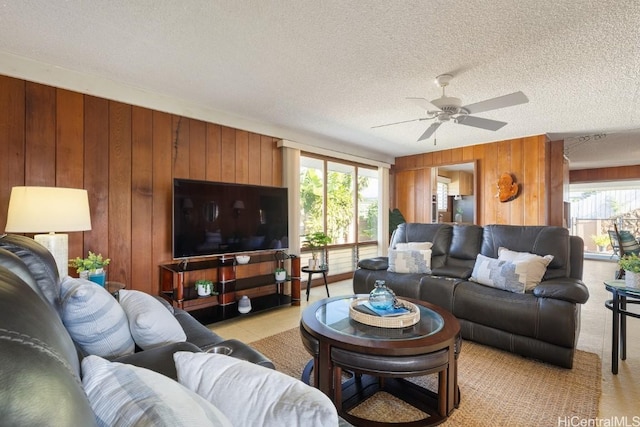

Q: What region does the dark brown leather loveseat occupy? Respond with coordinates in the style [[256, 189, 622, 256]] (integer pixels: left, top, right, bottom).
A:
[[353, 223, 589, 368], [0, 233, 273, 425]]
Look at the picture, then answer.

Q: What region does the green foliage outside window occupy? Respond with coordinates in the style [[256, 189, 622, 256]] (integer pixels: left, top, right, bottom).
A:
[[300, 166, 371, 244]]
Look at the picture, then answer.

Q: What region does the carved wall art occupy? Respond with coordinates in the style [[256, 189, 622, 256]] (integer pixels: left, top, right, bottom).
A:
[[497, 172, 519, 202]]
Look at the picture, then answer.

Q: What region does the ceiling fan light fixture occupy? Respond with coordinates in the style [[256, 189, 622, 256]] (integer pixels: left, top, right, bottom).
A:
[[431, 96, 462, 110]]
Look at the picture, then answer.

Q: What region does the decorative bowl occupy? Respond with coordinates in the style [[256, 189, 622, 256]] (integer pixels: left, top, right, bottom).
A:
[[235, 255, 250, 264]]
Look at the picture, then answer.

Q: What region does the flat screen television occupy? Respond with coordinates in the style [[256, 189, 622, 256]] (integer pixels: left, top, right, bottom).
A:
[[172, 178, 289, 259]]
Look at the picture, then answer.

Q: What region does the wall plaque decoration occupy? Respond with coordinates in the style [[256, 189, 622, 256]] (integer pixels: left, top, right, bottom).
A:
[[497, 173, 519, 202]]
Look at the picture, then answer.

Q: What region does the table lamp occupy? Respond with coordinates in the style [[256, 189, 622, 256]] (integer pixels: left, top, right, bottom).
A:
[[4, 186, 92, 278]]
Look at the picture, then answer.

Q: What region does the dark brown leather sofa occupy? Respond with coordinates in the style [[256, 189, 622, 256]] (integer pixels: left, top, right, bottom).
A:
[[0, 234, 273, 425], [353, 223, 589, 368]]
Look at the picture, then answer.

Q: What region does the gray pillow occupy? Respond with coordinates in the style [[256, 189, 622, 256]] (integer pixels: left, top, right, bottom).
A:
[[60, 277, 135, 358]]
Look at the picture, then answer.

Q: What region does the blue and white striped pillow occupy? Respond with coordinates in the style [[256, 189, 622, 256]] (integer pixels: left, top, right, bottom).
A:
[[60, 277, 135, 358], [82, 355, 231, 427]]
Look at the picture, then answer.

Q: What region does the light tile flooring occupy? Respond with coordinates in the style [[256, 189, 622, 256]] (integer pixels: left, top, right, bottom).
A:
[[209, 259, 640, 419]]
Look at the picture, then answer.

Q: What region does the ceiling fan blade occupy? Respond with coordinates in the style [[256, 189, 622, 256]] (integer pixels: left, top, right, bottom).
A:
[[462, 91, 528, 114], [456, 115, 507, 131], [418, 122, 441, 141], [371, 117, 428, 129], [406, 97, 435, 110]]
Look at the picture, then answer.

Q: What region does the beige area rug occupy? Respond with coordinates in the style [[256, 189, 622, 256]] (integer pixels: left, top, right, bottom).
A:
[[250, 328, 601, 426]]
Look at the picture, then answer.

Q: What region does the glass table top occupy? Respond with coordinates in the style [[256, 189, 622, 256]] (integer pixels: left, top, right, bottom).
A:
[[605, 280, 640, 297], [315, 296, 444, 341]]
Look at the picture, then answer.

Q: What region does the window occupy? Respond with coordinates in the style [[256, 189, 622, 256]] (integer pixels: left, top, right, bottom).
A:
[[300, 155, 379, 273], [437, 181, 448, 211]]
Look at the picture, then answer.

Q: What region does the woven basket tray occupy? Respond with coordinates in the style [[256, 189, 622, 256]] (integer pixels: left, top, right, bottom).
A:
[[349, 298, 420, 328]]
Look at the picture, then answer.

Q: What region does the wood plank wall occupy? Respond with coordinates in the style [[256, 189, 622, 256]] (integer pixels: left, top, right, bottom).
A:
[[570, 165, 640, 183], [393, 135, 565, 226], [0, 75, 282, 295]]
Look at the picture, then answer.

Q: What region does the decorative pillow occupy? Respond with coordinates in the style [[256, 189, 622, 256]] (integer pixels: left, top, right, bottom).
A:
[[470, 254, 527, 293], [174, 352, 338, 427], [118, 290, 186, 350], [395, 241, 433, 251], [60, 277, 135, 358], [619, 230, 640, 255], [387, 249, 432, 274], [81, 355, 231, 427], [497, 247, 554, 290]]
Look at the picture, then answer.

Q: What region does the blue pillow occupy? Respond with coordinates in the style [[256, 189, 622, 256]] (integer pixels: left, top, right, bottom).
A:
[[60, 277, 135, 358]]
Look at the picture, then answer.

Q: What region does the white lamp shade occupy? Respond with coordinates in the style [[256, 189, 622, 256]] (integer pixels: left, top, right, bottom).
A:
[[5, 186, 92, 233]]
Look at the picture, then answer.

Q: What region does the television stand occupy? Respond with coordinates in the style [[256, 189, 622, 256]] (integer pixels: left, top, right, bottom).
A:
[[159, 252, 300, 324]]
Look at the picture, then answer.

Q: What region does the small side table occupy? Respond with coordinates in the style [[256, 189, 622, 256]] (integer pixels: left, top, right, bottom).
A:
[[301, 265, 330, 301], [604, 280, 640, 374], [105, 281, 126, 298]]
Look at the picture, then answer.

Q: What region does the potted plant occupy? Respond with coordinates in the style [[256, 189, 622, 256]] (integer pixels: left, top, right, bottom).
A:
[[274, 267, 287, 282], [619, 253, 640, 288], [591, 234, 610, 252], [303, 231, 332, 269], [69, 251, 110, 286], [195, 279, 215, 297]]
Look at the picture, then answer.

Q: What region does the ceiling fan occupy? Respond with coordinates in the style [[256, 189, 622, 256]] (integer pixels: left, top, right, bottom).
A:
[[373, 74, 529, 142]]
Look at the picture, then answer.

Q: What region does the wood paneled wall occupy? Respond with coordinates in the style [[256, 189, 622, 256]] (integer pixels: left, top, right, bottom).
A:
[[570, 165, 640, 183], [0, 75, 282, 294], [394, 135, 565, 226]]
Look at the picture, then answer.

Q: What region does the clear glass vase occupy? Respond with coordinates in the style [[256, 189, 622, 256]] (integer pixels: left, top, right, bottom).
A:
[[369, 280, 395, 309]]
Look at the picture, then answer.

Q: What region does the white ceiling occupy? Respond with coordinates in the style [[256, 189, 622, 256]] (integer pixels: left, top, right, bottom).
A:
[[1, 1, 640, 169]]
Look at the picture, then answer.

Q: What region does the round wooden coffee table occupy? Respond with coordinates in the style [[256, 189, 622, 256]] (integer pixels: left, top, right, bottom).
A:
[[300, 295, 461, 426]]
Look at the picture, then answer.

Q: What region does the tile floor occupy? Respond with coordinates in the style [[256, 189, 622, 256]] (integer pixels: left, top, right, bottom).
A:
[[209, 259, 640, 419]]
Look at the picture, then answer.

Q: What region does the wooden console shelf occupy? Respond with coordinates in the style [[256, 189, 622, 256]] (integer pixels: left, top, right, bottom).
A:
[[159, 251, 300, 324]]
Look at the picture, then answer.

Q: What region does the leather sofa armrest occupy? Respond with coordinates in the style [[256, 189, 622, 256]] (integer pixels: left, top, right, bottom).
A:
[[533, 279, 590, 304], [358, 257, 389, 270], [173, 307, 226, 348], [112, 341, 202, 380]]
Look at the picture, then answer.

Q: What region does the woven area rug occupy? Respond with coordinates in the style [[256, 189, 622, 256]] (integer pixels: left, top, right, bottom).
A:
[[250, 327, 601, 426]]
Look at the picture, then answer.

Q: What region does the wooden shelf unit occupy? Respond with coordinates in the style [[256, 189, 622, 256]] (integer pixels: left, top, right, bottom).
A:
[[159, 251, 300, 323]]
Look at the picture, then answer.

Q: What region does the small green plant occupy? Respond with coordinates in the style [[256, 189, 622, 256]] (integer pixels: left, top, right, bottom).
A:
[[302, 232, 332, 261], [195, 279, 218, 295], [274, 267, 286, 273], [619, 253, 640, 273], [69, 251, 110, 274], [591, 234, 610, 247]]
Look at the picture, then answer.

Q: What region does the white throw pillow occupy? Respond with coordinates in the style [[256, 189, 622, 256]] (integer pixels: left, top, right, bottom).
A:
[[118, 290, 186, 350], [387, 249, 432, 273], [60, 277, 135, 358], [470, 254, 527, 293], [395, 241, 433, 251], [82, 355, 231, 427], [173, 352, 338, 427], [497, 247, 554, 290]]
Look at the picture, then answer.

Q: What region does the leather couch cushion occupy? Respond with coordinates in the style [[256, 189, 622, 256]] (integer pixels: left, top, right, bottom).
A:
[[391, 223, 452, 269], [82, 355, 232, 426], [0, 234, 60, 309], [481, 225, 569, 280], [0, 267, 95, 426]]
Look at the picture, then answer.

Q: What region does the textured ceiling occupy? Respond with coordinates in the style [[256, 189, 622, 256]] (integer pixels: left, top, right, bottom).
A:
[[1, 1, 640, 169]]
